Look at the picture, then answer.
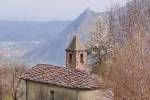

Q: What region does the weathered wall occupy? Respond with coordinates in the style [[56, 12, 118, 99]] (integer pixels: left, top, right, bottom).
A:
[[26, 81, 111, 100], [26, 81, 78, 100], [78, 89, 112, 100]]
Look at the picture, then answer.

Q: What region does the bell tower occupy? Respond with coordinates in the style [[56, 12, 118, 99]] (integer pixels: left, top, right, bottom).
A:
[[66, 35, 87, 70]]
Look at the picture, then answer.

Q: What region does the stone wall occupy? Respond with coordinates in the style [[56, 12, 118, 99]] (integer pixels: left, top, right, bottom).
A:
[[66, 50, 87, 70], [79, 89, 113, 100], [26, 81, 112, 100], [26, 81, 78, 100]]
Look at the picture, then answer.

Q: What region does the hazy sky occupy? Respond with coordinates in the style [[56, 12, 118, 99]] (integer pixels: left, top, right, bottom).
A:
[[0, 0, 127, 21]]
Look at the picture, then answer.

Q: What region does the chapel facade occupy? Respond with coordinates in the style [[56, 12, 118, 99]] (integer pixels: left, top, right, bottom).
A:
[[21, 35, 112, 100]]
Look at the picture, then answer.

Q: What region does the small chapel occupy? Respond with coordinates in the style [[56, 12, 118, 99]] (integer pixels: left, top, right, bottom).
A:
[[21, 35, 111, 100]]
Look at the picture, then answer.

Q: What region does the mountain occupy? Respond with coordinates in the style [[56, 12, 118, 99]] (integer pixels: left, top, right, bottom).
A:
[[25, 9, 105, 65], [0, 20, 71, 60], [60, 8, 106, 45], [24, 0, 150, 65], [0, 20, 71, 42]]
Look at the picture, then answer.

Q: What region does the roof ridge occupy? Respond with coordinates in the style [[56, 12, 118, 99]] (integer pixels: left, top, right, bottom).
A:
[[37, 64, 89, 74]]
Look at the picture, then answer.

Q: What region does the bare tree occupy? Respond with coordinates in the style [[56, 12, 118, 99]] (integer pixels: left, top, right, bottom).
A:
[[109, 37, 150, 99], [88, 16, 113, 63], [87, 16, 114, 78], [107, 0, 150, 99], [88, 0, 150, 99], [0, 61, 27, 100], [0, 66, 11, 100], [10, 63, 26, 100]]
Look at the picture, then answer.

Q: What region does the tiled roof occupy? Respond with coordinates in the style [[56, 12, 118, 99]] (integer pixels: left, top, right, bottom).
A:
[[21, 64, 101, 89], [66, 35, 86, 50]]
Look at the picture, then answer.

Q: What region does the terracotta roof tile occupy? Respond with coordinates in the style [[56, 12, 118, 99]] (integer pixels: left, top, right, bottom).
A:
[[21, 64, 101, 89]]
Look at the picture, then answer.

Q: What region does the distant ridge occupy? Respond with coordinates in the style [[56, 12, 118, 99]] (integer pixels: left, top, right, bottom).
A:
[[24, 9, 105, 65], [0, 20, 71, 41]]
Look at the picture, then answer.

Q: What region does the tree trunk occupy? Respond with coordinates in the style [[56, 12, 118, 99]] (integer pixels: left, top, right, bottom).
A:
[[14, 97, 17, 100], [13, 92, 18, 100], [0, 95, 2, 100], [0, 86, 2, 100]]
